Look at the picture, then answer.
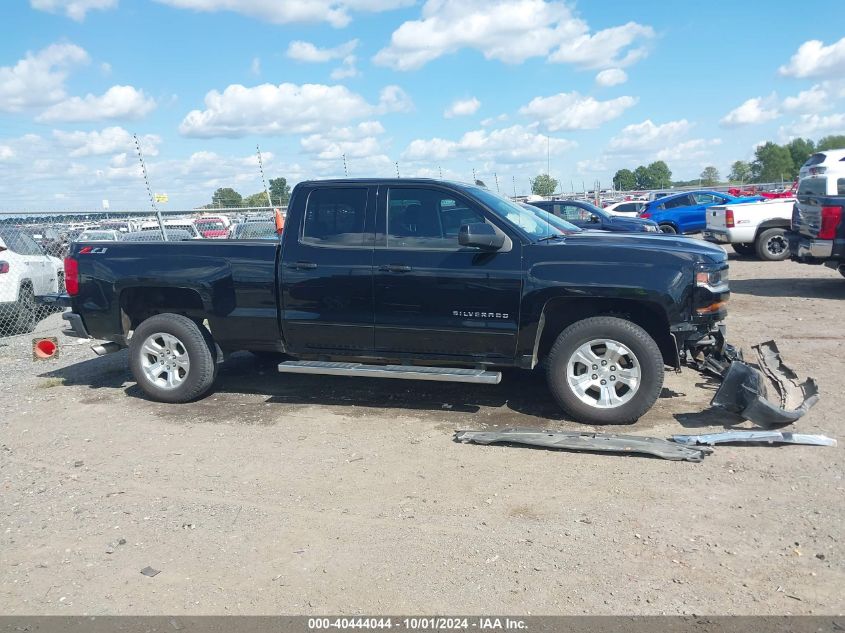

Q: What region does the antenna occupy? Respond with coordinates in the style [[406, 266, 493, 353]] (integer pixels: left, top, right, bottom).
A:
[[256, 144, 272, 208], [342, 153, 348, 177], [134, 134, 167, 240]]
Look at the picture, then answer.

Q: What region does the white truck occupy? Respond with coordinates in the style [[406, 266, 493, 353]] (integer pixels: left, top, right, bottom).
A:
[[703, 198, 795, 261]]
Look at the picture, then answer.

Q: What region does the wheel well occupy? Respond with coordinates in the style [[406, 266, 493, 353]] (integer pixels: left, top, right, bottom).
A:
[[536, 298, 677, 368], [755, 220, 790, 239], [120, 286, 205, 332]]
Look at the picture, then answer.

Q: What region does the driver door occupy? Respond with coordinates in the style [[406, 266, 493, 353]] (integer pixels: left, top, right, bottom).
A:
[[372, 185, 522, 361]]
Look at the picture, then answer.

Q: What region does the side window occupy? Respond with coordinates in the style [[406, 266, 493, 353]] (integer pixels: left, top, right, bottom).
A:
[[17, 232, 44, 255], [302, 187, 368, 247], [693, 193, 719, 205], [0, 230, 24, 254], [557, 205, 592, 222], [838, 178, 845, 196], [387, 187, 486, 249], [664, 195, 693, 209]]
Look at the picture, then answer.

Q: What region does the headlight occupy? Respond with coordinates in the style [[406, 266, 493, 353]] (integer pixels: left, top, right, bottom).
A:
[[644, 224, 659, 232], [696, 267, 729, 289]]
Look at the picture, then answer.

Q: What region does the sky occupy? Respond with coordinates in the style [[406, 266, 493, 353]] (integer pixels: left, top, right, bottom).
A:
[[1, 0, 844, 210]]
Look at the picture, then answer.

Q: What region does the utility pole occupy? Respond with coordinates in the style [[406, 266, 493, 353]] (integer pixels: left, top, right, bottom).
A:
[[395, 162, 400, 178], [342, 154, 348, 177], [494, 172, 500, 193], [547, 135, 550, 176], [256, 144, 272, 208], [512, 175, 517, 198], [134, 134, 167, 240]]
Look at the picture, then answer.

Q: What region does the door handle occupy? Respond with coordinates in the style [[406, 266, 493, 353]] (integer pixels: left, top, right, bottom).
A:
[[379, 264, 413, 273], [286, 261, 317, 270]]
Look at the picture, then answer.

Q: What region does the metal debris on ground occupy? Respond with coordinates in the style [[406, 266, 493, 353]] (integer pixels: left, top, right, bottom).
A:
[[454, 428, 712, 462], [672, 431, 836, 447], [140, 566, 160, 577], [709, 340, 819, 426]]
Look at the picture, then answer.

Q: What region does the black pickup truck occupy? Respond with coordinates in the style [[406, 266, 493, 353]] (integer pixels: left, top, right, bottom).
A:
[[62, 179, 730, 424], [787, 174, 845, 277]]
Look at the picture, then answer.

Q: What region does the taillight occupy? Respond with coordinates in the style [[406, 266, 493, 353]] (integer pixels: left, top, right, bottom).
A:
[[64, 257, 79, 296], [819, 206, 843, 240], [725, 209, 735, 228], [640, 211, 651, 219], [0, 261, 9, 274]]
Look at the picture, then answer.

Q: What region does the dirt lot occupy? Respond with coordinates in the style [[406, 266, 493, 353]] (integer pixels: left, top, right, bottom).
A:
[[1, 252, 843, 615]]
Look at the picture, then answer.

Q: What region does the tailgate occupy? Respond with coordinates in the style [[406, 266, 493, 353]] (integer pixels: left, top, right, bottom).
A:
[[794, 199, 822, 238], [706, 205, 728, 231]]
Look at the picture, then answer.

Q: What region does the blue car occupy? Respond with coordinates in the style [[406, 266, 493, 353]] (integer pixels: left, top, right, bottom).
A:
[[529, 199, 660, 233], [639, 190, 761, 234]]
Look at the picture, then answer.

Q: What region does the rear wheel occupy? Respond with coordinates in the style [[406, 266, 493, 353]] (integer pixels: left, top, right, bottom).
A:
[[659, 224, 677, 234], [545, 316, 664, 425], [755, 227, 790, 261], [732, 243, 755, 257], [129, 313, 217, 403], [13, 284, 37, 333]]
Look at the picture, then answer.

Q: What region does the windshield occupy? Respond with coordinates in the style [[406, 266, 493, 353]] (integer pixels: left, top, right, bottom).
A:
[[471, 187, 580, 239], [196, 220, 225, 230]]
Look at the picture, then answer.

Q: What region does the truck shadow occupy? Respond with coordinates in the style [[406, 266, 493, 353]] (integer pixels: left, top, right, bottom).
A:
[[729, 277, 845, 299]]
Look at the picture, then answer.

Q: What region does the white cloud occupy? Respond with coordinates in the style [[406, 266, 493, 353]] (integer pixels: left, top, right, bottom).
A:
[[30, 0, 117, 21], [0, 145, 14, 161], [330, 55, 359, 80], [373, 0, 653, 71], [301, 121, 386, 159], [779, 36, 845, 79], [720, 96, 779, 127], [781, 84, 830, 113], [53, 127, 161, 157], [154, 0, 413, 28], [36, 85, 156, 122], [519, 91, 637, 131], [781, 113, 845, 138], [656, 138, 722, 163], [250, 57, 261, 75], [179, 82, 412, 138], [595, 68, 627, 87], [286, 39, 358, 62], [402, 124, 576, 163], [0, 42, 89, 112], [607, 119, 692, 153], [480, 114, 508, 126], [444, 97, 481, 118]]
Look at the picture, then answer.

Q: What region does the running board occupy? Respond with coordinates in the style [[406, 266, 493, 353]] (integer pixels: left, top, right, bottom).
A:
[[277, 360, 501, 384]]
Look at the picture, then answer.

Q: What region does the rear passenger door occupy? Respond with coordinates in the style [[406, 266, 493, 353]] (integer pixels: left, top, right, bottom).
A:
[[280, 185, 376, 354], [372, 185, 522, 360]]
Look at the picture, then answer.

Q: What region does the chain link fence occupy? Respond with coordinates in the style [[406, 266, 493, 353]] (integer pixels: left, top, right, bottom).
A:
[[0, 207, 282, 345]]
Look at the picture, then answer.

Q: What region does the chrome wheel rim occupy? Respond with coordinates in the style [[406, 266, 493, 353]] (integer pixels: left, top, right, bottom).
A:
[[766, 235, 787, 255], [566, 339, 641, 409], [140, 332, 190, 390]]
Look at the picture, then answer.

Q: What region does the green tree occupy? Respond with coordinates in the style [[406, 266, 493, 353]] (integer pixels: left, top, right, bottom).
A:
[[243, 192, 271, 207], [633, 165, 651, 189], [785, 138, 815, 177], [751, 142, 793, 183], [211, 187, 243, 208], [816, 135, 845, 151], [612, 168, 637, 190], [728, 160, 752, 183], [646, 161, 672, 188], [699, 166, 720, 186], [531, 173, 558, 196], [268, 177, 291, 205]]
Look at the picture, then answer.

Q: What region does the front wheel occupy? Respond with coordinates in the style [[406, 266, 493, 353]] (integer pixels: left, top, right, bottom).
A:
[[13, 284, 37, 333], [545, 316, 664, 425], [659, 224, 677, 234], [755, 228, 790, 261], [129, 313, 217, 403]]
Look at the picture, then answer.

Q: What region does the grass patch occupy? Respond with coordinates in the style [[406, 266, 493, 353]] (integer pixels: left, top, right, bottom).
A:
[[37, 378, 65, 389]]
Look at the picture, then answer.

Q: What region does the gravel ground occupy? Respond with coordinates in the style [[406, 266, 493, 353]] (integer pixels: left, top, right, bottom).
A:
[[0, 252, 843, 615]]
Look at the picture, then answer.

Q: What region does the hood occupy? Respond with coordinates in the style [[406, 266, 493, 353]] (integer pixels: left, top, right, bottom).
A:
[[534, 231, 727, 265], [604, 214, 657, 230]]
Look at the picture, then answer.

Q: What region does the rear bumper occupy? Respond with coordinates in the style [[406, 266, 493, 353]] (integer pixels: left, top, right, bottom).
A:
[[62, 312, 91, 339], [787, 232, 833, 261], [702, 229, 729, 244]]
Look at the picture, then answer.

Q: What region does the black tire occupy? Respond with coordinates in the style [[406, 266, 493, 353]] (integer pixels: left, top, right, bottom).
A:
[[755, 227, 790, 261], [732, 243, 755, 257], [659, 224, 677, 234], [129, 313, 217, 403], [545, 316, 664, 425], [13, 284, 37, 333]]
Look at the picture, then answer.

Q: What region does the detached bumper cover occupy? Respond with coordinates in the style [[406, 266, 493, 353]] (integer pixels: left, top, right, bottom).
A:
[[710, 340, 819, 427], [673, 431, 835, 447], [454, 428, 712, 462]]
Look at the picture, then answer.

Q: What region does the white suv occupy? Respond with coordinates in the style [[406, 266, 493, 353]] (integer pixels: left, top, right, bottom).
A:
[[798, 149, 845, 183], [0, 228, 64, 333]]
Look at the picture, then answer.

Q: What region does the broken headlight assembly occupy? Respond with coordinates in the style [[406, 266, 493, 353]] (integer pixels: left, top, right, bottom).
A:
[[694, 264, 729, 316]]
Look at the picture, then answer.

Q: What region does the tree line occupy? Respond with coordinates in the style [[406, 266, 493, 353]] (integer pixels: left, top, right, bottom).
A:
[[206, 177, 291, 209], [607, 134, 845, 191]]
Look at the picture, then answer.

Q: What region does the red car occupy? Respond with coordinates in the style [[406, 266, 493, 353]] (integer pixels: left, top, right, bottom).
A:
[[193, 218, 229, 239]]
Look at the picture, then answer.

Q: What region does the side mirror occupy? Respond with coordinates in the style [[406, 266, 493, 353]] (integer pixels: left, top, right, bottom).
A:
[[458, 223, 504, 250], [590, 214, 600, 223]]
